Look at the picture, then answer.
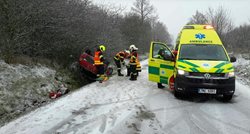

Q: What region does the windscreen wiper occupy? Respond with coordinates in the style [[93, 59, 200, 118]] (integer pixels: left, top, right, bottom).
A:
[[179, 58, 197, 60]]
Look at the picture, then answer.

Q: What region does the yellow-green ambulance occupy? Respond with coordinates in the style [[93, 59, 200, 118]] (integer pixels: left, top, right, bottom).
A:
[[148, 25, 236, 101]]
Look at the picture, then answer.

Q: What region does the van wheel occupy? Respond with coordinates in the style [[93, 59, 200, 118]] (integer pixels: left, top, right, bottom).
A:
[[222, 94, 233, 101], [174, 90, 182, 98], [174, 83, 183, 99]]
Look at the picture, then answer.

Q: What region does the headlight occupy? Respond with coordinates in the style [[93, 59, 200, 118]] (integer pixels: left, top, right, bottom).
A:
[[178, 69, 188, 75], [227, 72, 235, 77]]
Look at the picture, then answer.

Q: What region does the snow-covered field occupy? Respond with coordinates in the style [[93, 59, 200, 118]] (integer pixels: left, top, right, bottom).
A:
[[1, 60, 250, 134], [0, 60, 73, 126]]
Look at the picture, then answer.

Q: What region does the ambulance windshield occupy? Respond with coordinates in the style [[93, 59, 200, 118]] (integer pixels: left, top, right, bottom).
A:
[[178, 44, 228, 61]]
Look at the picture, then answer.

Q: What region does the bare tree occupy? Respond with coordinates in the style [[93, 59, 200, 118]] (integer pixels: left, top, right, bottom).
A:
[[187, 10, 208, 25], [188, 7, 233, 36], [131, 0, 154, 24], [225, 24, 250, 53], [206, 6, 234, 37], [187, 7, 234, 49], [0, 0, 170, 64], [152, 22, 172, 44]]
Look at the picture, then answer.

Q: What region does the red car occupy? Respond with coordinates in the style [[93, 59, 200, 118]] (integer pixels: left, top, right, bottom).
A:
[[79, 53, 113, 81]]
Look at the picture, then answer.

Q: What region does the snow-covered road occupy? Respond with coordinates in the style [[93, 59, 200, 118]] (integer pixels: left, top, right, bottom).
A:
[[1, 60, 250, 134]]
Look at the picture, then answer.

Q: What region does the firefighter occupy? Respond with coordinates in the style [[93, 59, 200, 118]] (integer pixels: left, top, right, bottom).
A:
[[114, 50, 130, 76], [126, 47, 141, 77], [129, 44, 138, 81], [94, 45, 106, 80]]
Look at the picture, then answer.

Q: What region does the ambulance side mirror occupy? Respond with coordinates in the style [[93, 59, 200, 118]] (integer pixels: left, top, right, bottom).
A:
[[230, 57, 236, 63]]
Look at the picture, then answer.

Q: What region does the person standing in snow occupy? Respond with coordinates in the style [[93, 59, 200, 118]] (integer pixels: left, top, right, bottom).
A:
[[94, 45, 107, 80], [128, 44, 139, 81], [156, 48, 166, 89], [114, 50, 130, 76]]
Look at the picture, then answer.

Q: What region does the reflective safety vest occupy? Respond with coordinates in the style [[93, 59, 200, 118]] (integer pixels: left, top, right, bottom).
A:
[[129, 51, 137, 65], [94, 50, 104, 65], [136, 55, 141, 71], [114, 51, 125, 62]]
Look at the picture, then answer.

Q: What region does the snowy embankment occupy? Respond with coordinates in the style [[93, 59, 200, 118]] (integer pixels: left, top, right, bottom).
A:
[[0, 60, 57, 126], [234, 55, 250, 85], [1, 60, 250, 134]]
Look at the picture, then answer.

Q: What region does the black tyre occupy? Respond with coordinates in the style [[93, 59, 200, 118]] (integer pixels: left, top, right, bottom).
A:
[[174, 82, 183, 99], [222, 94, 233, 101], [174, 90, 182, 98]]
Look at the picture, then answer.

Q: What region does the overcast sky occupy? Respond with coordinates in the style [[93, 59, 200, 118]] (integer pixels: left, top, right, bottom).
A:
[[91, 0, 250, 40]]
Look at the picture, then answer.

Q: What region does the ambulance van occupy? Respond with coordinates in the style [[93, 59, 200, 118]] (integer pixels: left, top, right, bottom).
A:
[[148, 25, 236, 101]]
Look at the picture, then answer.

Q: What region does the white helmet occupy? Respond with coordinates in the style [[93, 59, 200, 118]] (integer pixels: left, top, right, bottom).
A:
[[129, 44, 138, 51], [124, 49, 130, 55]]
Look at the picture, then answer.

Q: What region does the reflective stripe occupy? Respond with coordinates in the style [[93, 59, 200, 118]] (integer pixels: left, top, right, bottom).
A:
[[114, 56, 118, 60], [129, 63, 137, 65], [214, 61, 229, 68], [178, 60, 199, 68], [215, 69, 224, 73], [114, 51, 125, 61], [95, 62, 103, 65], [130, 56, 136, 62], [227, 67, 233, 70], [94, 51, 104, 65]]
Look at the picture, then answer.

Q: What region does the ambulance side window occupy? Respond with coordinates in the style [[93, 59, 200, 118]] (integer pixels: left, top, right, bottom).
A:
[[153, 43, 166, 59], [152, 43, 173, 61]]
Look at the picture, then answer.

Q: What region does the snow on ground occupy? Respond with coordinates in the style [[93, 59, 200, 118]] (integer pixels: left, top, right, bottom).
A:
[[0, 60, 57, 126], [234, 55, 250, 85], [1, 60, 250, 134]]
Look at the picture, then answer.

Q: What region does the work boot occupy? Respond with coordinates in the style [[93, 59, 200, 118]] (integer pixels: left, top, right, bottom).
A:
[[118, 70, 124, 76], [157, 83, 165, 89], [134, 73, 137, 80], [129, 74, 136, 81]]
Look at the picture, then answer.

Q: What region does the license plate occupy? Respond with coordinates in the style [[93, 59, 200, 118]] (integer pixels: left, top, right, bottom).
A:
[[198, 89, 216, 94]]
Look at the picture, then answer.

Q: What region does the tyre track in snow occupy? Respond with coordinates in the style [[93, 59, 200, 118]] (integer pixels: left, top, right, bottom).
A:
[[42, 63, 250, 134], [151, 93, 250, 134], [119, 65, 167, 134], [45, 83, 132, 133], [46, 62, 160, 133]]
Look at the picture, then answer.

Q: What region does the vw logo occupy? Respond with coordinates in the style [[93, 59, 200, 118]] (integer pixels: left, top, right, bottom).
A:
[[204, 73, 211, 79]]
